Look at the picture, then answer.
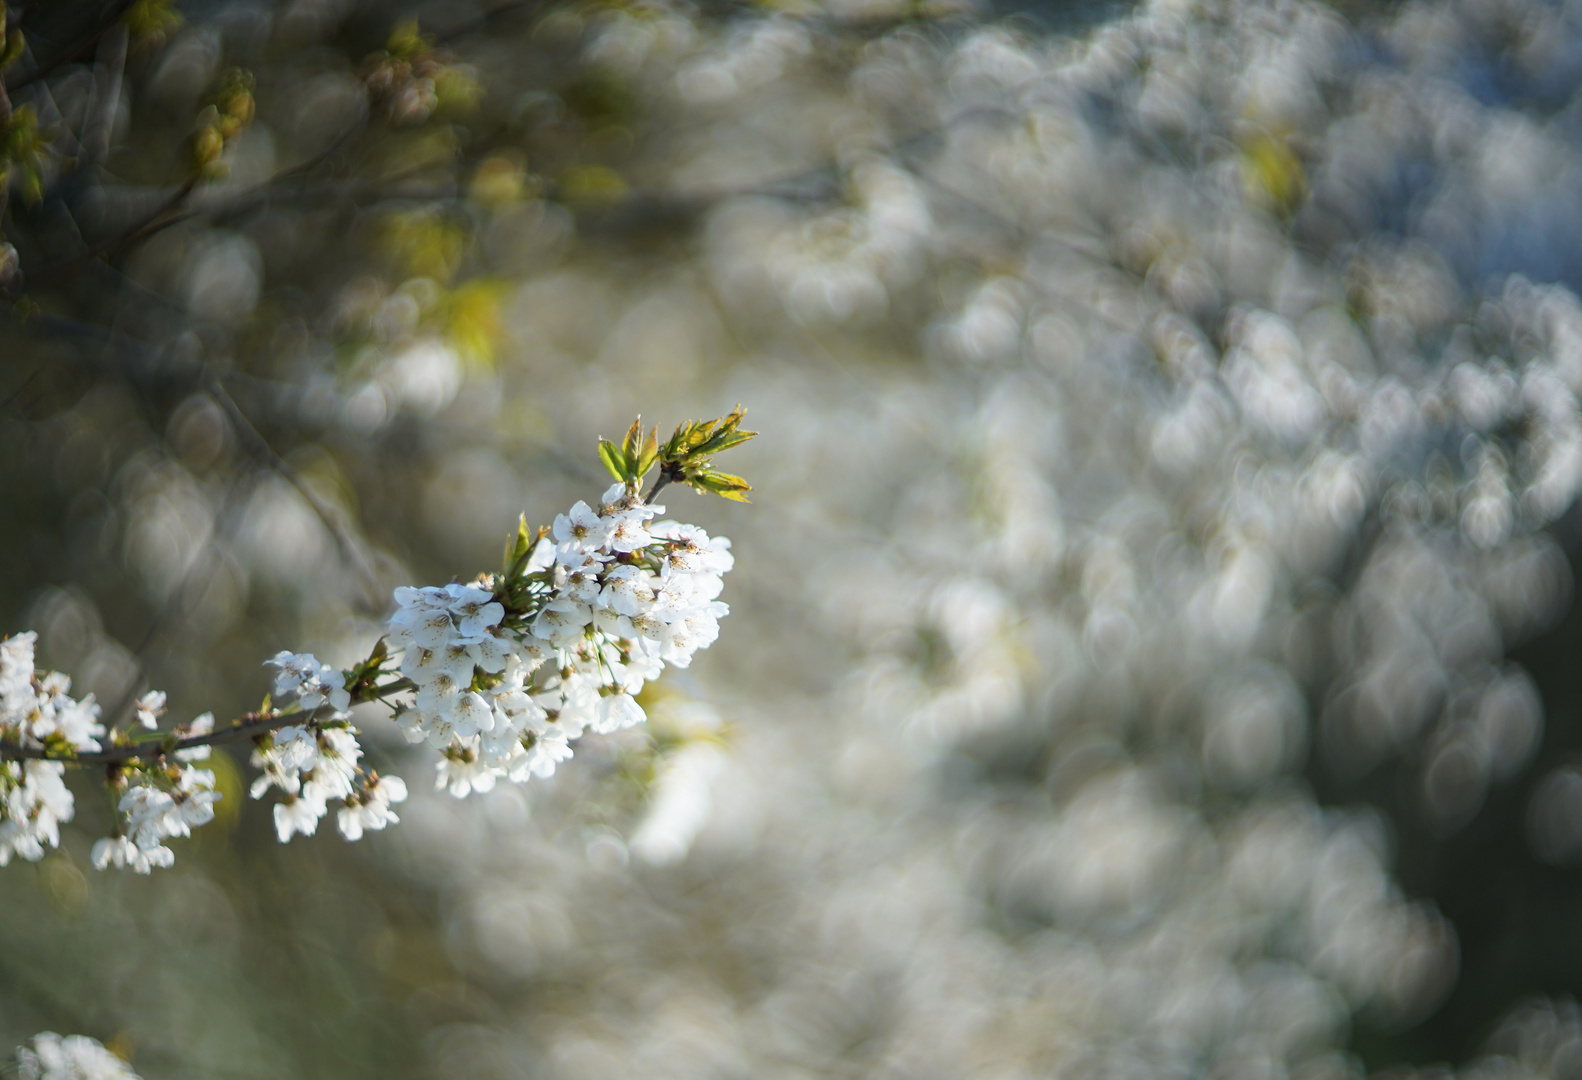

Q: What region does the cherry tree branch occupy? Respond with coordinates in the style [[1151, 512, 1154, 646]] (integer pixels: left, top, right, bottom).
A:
[[0, 678, 416, 765], [0, 708, 297, 764]]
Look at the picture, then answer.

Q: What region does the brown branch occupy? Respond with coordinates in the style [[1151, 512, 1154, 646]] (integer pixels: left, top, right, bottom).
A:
[[0, 708, 297, 764], [644, 464, 685, 504], [0, 670, 416, 765], [30, 112, 368, 275]]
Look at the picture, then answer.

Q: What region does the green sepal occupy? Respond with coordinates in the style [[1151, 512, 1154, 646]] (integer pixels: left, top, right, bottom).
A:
[[40, 731, 77, 759], [506, 519, 548, 579], [347, 637, 389, 691], [504, 512, 532, 572]]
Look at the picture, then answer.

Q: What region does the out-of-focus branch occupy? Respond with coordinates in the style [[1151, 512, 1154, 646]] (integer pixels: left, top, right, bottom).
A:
[[32, 111, 368, 274], [201, 372, 386, 611], [0, 303, 387, 610], [2, 0, 137, 93], [435, 0, 543, 44], [81, 19, 126, 166]]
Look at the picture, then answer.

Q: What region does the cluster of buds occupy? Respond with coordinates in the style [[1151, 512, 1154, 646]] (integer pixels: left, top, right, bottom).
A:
[[362, 19, 478, 125], [189, 68, 255, 179], [0, 412, 754, 874], [601, 408, 755, 503], [124, 0, 183, 52]]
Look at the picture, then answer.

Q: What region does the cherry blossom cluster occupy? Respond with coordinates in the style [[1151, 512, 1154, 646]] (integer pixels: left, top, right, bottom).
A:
[[0, 631, 224, 874], [91, 702, 224, 874], [266, 652, 352, 712], [16, 1033, 141, 1080], [238, 692, 408, 843], [249, 720, 390, 842], [0, 411, 753, 874], [388, 482, 734, 801], [0, 632, 102, 866], [241, 480, 737, 833]]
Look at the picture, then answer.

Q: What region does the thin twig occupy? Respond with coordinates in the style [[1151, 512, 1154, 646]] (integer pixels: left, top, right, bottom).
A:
[[202, 372, 385, 609], [26, 177, 196, 275], [644, 470, 677, 504], [30, 108, 364, 276]]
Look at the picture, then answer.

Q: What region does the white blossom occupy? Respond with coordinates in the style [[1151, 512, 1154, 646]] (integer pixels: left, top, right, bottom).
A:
[[436, 741, 497, 797], [273, 788, 327, 842], [502, 718, 574, 781], [0, 761, 73, 865], [591, 692, 646, 734], [134, 690, 165, 730], [249, 725, 318, 799], [90, 834, 173, 874], [553, 500, 614, 559], [532, 598, 592, 647], [250, 725, 365, 842], [118, 767, 220, 852], [174, 712, 214, 762], [338, 773, 408, 840], [0, 632, 35, 709], [17, 1033, 142, 1080], [266, 652, 350, 712]]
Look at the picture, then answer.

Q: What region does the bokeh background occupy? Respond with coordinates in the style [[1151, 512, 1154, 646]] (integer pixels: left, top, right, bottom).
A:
[[5, 0, 1582, 1076]]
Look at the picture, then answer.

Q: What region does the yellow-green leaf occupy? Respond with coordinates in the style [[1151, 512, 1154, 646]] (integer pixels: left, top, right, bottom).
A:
[[621, 416, 643, 465], [598, 439, 627, 482], [636, 426, 659, 478], [691, 469, 752, 502]]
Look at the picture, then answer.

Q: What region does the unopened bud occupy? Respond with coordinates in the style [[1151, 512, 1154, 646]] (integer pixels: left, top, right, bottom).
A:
[[364, 63, 394, 97], [226, 90, 254, 126], [190, 125, 224, 171]]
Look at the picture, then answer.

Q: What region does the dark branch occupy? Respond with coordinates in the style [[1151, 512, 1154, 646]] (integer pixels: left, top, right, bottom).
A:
[[0, 708, 298, 764]]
